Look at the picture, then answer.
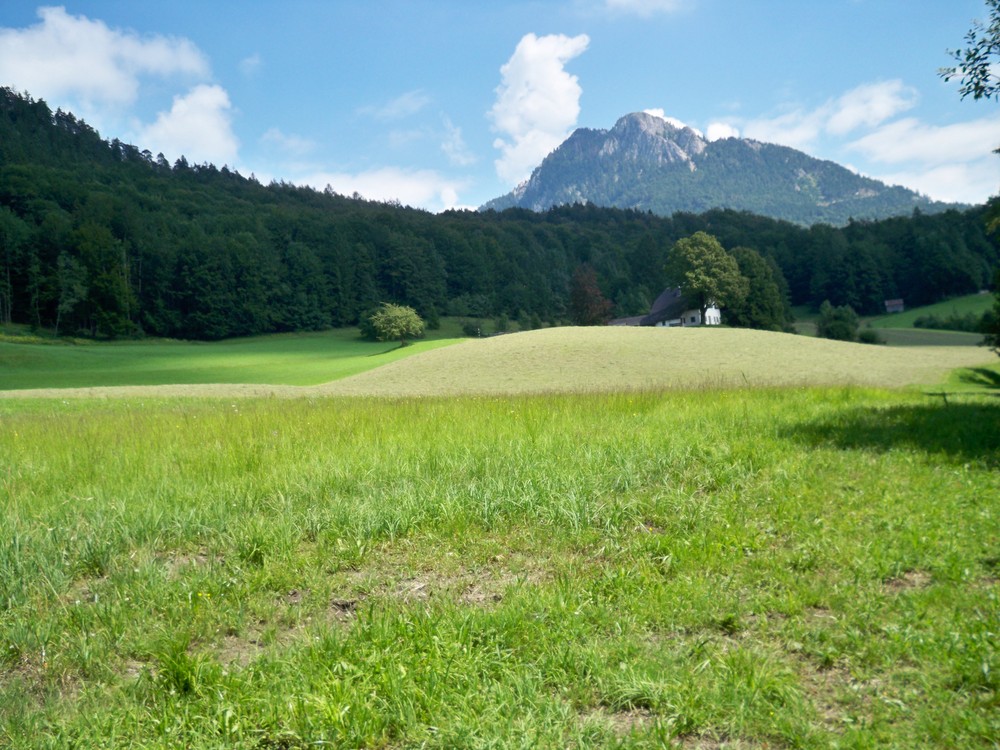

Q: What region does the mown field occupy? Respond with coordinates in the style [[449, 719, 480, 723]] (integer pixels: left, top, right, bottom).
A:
[[1, 328, 998, 748]]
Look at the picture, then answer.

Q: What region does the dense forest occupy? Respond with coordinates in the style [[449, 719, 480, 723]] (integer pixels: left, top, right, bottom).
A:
[[1, 88, 997, 340]]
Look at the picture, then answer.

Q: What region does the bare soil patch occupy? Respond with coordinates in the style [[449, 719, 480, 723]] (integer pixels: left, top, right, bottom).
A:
[[885, 570, 932, 593]]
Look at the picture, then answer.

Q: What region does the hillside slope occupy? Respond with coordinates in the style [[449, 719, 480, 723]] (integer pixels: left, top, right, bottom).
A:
[[4, 328, 991, 399]]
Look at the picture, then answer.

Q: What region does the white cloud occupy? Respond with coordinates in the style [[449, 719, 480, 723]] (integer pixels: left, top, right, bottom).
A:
[[261, 127, 315, 157], [138, 85, 239, 165], [846, 117, 1000, 204], [826, 80, 918, 136], [848, 117, 1000, 166], [872, 162, 998, 205], [297, 167, 471, 212], [239, 53, 262, 76], [706, 122, 740, 141], [0, 6, 207, 108], [489, 32, 590, 185], [441, 117, 477, 166], [739, 80, 919, 151], [647, 110, 682, 129], [362, 90, 432, 120], [604, 0, 686, 17], [742, 107, 825, 151]]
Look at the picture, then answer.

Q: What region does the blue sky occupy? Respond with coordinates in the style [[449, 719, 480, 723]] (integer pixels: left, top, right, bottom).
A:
[[1, 1, 998, 211]]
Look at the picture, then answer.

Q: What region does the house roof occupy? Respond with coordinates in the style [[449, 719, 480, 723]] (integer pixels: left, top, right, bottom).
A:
[[640, 287, 689, 326]]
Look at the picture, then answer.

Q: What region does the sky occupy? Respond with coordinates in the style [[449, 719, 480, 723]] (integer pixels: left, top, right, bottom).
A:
[[1, 1, 998, 212]]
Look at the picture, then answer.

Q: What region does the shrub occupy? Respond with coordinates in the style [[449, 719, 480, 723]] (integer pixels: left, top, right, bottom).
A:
[[366, 303, 424, 346], [858, 328, 884, 345], [816, 300, 859, 341]]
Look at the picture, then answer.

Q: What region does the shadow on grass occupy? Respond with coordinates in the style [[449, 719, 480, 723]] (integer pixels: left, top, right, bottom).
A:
[[956, 367, 1000, 390], [367, 344, 407, 357], [784, 401, 1000, 467]]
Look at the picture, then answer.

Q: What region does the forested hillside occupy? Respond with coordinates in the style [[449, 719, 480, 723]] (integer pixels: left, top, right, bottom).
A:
[[1, 88, 997, 340]]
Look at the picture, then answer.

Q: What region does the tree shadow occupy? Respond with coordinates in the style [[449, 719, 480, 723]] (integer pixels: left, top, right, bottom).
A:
[[783, 401, 1000, 467], [366, 345, 404, 357], [956, 367, 1000, 390]]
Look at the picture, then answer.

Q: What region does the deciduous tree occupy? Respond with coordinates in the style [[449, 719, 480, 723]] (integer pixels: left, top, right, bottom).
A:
[[816, 300, 859, 342], [940, 0, 1000, 101], [665, 232, 747, 325], [724, 246, 789, 330], [367, 302, 424, 346], [983, 269, 1000, 354], [569, 264, 613, 325]]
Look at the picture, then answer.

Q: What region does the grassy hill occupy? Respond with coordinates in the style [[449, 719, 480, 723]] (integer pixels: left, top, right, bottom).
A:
[[3, 326, 993, 399], [318, 327, 995, 397]]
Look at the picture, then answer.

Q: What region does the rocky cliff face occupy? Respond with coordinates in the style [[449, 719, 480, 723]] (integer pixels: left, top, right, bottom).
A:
[[481, 112, 959, 225]]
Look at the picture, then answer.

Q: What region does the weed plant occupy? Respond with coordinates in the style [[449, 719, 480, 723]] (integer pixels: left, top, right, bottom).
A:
[[0, 388, 997, 747]]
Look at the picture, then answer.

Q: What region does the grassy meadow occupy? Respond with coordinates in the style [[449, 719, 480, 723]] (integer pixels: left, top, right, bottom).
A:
[[0, 323, 464, 392], [1, 326, 998, 748], [866, 292, 994, 330]]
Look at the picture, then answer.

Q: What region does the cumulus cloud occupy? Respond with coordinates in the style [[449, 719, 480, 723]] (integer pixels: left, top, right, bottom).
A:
[[706, 122, 740, 141], [490, 32, 590, 184], [138, 85, 239, 165], [0, 6, 208, 108], [297, 167, 470, 212], [604, 0, 686, 17], [643, 109, 704, 137]]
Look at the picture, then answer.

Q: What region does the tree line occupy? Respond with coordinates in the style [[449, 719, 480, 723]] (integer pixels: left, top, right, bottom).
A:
[[0, 88, 997, 340]]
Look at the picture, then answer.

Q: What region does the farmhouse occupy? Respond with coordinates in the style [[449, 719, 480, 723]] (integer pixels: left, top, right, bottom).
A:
[[610, 287, 722, 327]]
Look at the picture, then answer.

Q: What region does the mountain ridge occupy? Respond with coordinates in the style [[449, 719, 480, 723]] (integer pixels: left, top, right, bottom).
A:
[[481, 112, 962, 225]]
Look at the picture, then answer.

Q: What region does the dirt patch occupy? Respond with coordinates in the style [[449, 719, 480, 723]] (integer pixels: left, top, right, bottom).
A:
[[329, 597, 358, 620], [217, 633, 266, 668], [582, 706, 656, 737], [885, 570, 932, 593], [162, 549, 216, 578], [805, 606, 838, 623], [677, 737, 762, 749], [338, 545, 548, 611], [796, 662, 854, 728]]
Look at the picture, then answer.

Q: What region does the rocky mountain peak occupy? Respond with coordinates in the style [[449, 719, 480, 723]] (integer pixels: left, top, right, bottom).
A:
[[599, 112, 706, 167], [480, 112, 959, 224]]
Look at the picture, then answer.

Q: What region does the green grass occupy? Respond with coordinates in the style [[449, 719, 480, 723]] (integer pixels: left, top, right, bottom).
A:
[[0, 387, 997, 748], [3, 327, 994, 400], [794, 295, 994, 346], [867, 293, 994, 330], [0, 326, 462, 391]]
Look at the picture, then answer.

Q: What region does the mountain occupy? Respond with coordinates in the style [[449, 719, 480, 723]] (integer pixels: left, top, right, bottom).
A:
[[481, 112, 961, 225]]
